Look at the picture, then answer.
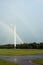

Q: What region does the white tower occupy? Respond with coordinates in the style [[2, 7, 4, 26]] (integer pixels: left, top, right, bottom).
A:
[[14, 25, 16, 48]]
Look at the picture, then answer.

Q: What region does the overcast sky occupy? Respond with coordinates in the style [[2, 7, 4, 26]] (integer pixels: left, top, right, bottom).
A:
[[0, 0, 43, 44]]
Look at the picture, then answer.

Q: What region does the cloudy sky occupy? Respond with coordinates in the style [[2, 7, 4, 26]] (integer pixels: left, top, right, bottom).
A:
[[0, 0, 43, 44]]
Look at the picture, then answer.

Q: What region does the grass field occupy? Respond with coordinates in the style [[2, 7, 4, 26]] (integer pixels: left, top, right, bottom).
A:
[[0, 59, 19, 65], [0, 49, 43, 56], [32, 59, 43, 65]]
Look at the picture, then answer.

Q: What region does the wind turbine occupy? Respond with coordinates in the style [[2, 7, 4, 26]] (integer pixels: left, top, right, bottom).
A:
[[0, 22, 24, 48]]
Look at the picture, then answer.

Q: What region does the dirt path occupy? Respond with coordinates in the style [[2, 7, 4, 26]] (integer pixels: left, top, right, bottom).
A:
[[0, 54, 43, 65]]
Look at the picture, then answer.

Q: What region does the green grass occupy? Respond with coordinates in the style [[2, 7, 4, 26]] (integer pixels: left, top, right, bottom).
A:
[[0, 59, 19, 65], [32, 59, 43, 65], [0, 49, 43, 56]]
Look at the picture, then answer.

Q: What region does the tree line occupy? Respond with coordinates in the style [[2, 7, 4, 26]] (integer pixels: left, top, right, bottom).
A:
[[0, 42, 43, 49]]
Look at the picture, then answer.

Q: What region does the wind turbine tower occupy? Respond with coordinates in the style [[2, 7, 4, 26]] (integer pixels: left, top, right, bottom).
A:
[[14, 25, 16, 48]]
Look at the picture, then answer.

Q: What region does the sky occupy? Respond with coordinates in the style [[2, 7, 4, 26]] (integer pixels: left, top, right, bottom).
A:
[[0, 0, 43, 44]]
